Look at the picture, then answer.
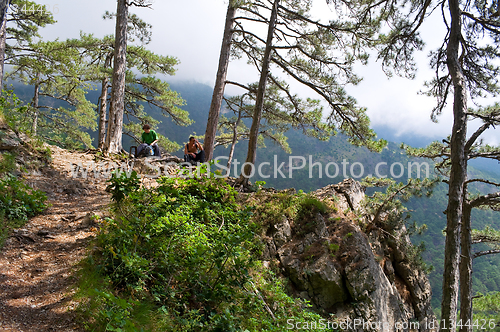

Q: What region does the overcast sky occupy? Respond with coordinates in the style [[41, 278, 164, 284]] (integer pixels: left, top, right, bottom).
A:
[[25, 0, 499, 145]]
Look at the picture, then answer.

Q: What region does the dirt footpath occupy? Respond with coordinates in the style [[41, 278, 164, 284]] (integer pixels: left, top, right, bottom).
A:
[[0, 146, 110, 332]]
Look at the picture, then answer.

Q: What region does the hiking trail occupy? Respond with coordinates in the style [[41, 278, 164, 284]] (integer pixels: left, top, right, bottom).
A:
[[0, 145, 110, 332]]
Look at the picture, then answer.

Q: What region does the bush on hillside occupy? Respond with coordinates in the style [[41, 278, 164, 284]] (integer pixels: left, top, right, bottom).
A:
[[77, 176, 326, 331]]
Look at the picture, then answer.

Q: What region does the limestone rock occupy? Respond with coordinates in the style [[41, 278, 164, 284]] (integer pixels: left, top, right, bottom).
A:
[[0, 129, 21, 150], [307, 255, 347, 308], [132, 156, 182, 177], [263, 178, 436, 332], [340, 226, 408, 331], [313, 178, 366, 211], [333, 178, 366, 211], [271, 216, 292, 248]]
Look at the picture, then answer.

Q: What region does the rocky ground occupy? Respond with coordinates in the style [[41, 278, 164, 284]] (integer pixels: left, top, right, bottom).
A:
[[0, 145, 110, 332]]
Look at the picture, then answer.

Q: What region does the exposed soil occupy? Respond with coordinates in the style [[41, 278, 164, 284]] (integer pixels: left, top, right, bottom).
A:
[[0, 146, 110, 331]]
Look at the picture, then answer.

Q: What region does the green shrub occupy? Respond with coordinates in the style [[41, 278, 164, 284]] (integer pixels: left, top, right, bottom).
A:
[[0, 174, 47, 247], [293, 195, 329, 236], [105, 170, 140, 202], [0, 152, 16, 174], [299, 196, 328, 215], [78, 177, 328, 331], [0, 174, 47, 221]]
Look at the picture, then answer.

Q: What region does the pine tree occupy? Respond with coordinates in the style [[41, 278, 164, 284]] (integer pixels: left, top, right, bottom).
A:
[[218, 0, 386, 185], [71, 31, 189, 153], [3, 44, 91, 146], [204, 0, 238, 161], [6, 39, 97, 148], [0, 0, 9, 92], [105, 0, 153, 154], [216, 79, 330, 168], [0, 0, 55, 93], [404, 105, 500, 331], [363, 0, 500, 327]]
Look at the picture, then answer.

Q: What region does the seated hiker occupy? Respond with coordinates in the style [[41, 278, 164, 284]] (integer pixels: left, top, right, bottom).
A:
[[136, 124, 161, 157], [184, 137, 205, 164]]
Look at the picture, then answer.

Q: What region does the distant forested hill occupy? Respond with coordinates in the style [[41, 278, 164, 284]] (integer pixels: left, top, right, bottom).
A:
[[6, 80, 500, 310]]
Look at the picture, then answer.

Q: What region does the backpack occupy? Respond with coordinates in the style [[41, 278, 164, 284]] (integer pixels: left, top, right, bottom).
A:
[[137, 145, 154, 158], [144, 145, 154, 156]]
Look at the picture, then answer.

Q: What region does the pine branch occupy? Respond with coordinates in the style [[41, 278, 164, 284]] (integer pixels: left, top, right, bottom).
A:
[[225, 81, 252, 92], [465, 179, 500, 187], [465, 123, 491, 153], [271, 52, 362, 141], [461, 11, 500, 34], [470, 192, 500, 208], [473, 249, 500, 259]]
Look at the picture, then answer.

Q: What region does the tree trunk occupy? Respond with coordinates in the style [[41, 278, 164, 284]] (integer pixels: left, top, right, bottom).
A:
[[0, 0, 8, 21], [459, 201, 473, 332], [0, 1, 9, 95], [105, 0, 128, 154], [440, 0, 468, 330], [227, 109, 242, 169], [31, 73, 40, 136], [238, 0, 279, 186], [204, 2, 236, 161], [98, 54, 112, 150]]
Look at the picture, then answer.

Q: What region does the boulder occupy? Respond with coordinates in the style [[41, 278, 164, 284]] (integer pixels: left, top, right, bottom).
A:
[[313, 178, 366, 211], [0, 129, 21, 150]]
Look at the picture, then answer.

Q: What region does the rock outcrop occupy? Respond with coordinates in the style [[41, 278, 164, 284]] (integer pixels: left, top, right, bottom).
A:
[[131, 155, 183, 177], [0, 118, 22, 151], [0, 118, 49, 174], [262, 179, 436, 332]]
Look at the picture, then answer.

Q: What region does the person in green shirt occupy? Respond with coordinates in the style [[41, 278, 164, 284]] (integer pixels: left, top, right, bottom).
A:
[[136, 124, 161, 157]]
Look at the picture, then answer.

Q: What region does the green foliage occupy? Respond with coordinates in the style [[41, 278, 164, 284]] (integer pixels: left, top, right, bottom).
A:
[[472, 226, 500, 251], [71, 32, 190, 153], [0, 174, 47, 247], [6, 38, 98, 148], [362, 177, 437, 231], [247, 191, 299, 228], [4, 1, 98, 149], [328, 243, 340, 254], [105, 170, 141, 203], [0, 152, 16, 175], [0, 90, 29, 130], [79, 177, 325, 331], [299, 196, 328, 215], [7, 0, 56, 49], [243, 190, 330, 240], [473, 292, 500, 332], [0, 174, 47, 222]]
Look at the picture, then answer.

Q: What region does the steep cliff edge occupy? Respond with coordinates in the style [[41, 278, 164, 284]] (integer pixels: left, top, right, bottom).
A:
[[258, 179, 436, 331]]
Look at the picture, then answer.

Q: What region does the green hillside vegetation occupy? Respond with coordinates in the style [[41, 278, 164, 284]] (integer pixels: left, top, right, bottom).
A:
[[0, 106, 48, 247], [76, 172, 328, 331]]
